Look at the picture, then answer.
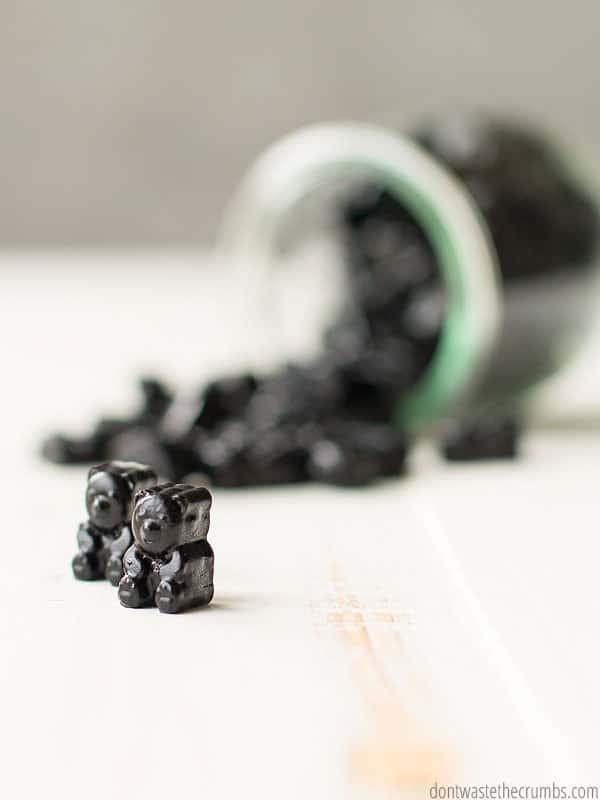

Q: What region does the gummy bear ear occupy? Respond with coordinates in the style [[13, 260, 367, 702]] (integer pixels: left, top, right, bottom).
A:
[[177, 486, 213, 511], [116, 462, 158, 497], [133, 481, 175, 506], [177, 486, 212, 538], [87, 462, 110, 482], [134, 487, 154, 505]]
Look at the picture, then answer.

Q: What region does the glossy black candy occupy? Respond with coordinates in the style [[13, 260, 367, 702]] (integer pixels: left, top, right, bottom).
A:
[[414, 116, 599, 280], [107, 427, 177, 481], [42, 378, 173, 466], [107, 425, 203, 482], [442, 415, 520, 461], [242, 426, 309, 486], [336, 183, 446, 404], [43, 432, 106, 465], [118, 483, 214, 614], [72, 461, 158, 585], [189, 421, 250, 487], [307, 422, 408, 486], [193, 374, 258, 430], [191, 421, 308, 487], [245, 362, 344, 429]]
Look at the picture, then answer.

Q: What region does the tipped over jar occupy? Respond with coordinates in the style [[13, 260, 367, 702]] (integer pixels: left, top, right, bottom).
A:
[[221, 113, 600, 433]]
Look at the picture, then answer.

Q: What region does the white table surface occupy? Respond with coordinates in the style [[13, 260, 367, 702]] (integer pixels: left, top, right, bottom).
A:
[[2, 252, 600, 799]]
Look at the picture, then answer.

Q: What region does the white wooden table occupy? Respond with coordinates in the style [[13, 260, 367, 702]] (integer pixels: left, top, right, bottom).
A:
[[2, 253, 600, 798]]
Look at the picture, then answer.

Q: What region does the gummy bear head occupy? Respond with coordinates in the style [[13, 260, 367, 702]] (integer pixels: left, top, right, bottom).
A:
[[86, 460, 157, 531], [132, 483, 212, 557]]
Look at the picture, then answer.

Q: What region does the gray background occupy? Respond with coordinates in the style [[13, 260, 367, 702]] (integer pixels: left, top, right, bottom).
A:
[[1, 1, 598, 245]]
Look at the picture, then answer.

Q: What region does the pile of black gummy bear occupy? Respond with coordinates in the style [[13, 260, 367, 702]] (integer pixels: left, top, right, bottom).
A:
[[42, 117, 600, 486]]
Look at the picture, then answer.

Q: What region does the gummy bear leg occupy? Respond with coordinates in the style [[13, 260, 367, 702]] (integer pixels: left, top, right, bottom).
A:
[[105, 555, 125, 587], [154, 580, 185, 614], [72, 552, 103, 581], [169, 583, 214, 613], [118, 575, 153, 608], [194, 584, 214, 608]]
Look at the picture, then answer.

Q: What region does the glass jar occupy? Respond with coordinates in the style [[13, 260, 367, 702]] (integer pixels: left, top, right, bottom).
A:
[[218, 115, 600, 432]]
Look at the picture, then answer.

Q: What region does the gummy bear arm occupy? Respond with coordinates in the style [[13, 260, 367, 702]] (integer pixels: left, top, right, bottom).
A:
[[111, 524, 133, 558], [122, 544, 145, 579], [159, 549, 185, 582], [76, 522, 100, 554]]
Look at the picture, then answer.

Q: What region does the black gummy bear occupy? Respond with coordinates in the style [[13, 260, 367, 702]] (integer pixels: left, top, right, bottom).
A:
[[72, 460, 158, 585], [118, 483, 214, 614]]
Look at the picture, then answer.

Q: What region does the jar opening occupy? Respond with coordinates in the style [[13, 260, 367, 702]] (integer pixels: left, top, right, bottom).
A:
[[219, 123, 502, 431]]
